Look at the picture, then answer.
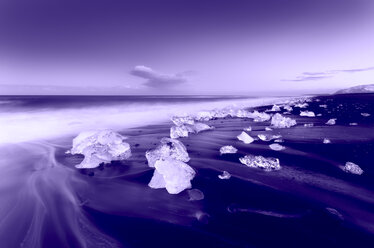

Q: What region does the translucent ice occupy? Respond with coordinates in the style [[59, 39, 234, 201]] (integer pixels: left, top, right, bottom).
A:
[[170, 122, 213, 139], [266, 104, 281, 112], [237, 131, 254, 144], [145, 137, 190, 168], [294, 103, 308, 108], [171, 115, 195, 126], [269, 143, 285, 151], [258, 134, 282, 141], [244, 126, 252, 131], [319, 104, 327, 108], [304, 123, 314, 127], [349, 122, 358, 126], [265, 127, 273, 131], [283, 105, 293, 112], [361, 113, 370, 117], [323, 138, 331, 144], [300, 111, 315, 117], [250, 111, 271, 122], [192, 122, 214, 133], [150, 158, 196, 194], [239, 155, 281, 171], [220, 145, 238, 155], [271, 113, 297, 128], [343, 162, 363, 175], [218, 171, 231, 180], [70, 130, 131, 169], [326, 118, 337, 125]]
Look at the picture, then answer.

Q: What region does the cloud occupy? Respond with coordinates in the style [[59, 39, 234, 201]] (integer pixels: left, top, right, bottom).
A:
[[130, 65, 189, 88], [283, 66, 374, 82]]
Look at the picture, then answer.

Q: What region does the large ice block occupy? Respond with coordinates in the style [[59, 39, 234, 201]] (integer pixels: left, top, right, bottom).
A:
[[239, 155, 281, 171], [270, 113, 297, 128]]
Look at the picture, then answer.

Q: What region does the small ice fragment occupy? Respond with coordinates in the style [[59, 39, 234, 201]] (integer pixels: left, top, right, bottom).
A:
[[146, 137, 190, 167], [325, 207, 344, 221], [71, 130, 132, 169], [258, 134, 281, 141], [187, 189, 204, 201], [361, 113, 370, 117], [244, 126, 252, 131], [249, 111, 271, 122], [300, 111, 315, 117], [170, 125, 191, 139], [323, 138, 331, 144], [237, 131, 254, 144], [239, 155, 281, 171], [304, 123, 314, 127], [269, 143, 285, 151], [317, 113, 322, 116], [295, 103, 308, 108], [270, 113, 297, 128], [218, 171, 231, 180], [349, 122, 358, 126], [342, 162, 363, 175], [171, 115, 195, 126], [220, 145, 238, 155], [267, 104, 281, 112], [192, 122, 214, 133], [283, 105, 293, 112], [265, 127, 273, 131], [151, 158, 196, 194], [274, 139, 284, 143], [326, 118, 337, 125], [319, 104, 327, 108]]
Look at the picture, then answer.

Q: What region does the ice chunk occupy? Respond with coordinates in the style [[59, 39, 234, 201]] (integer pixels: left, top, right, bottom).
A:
[[283, 105, 293, 112], [300, 111, 315, 117], [319, 104, 327, 108], [361, 113, 370, 117], [71, 130, 131, 169], [195, 111, 215, 121], [250, 111, 271, 122], [326, 118, 336, 125], [266, 104, 281, 112], [265, 127, 273, 131], [304, 123, 314, 127], [146, 137, 190, 167], [192, 122, 214, 133], [239, 155, 281, 171], [349, 122, 358, 126], [295, 103, 308, 108], [323, 138, 331, 144], [237, 131, 254, 144], [170, 125, 191, 139], [269, 143, 285, 151], [244, 126, 252, 131], [317, 113, 322, 116], [271, 113, 297, 128], [220, 145, 238, 155], [258, 134, 282, 141], [150, 158, 196, 194], [274, 139, 284, 143], [187, 189, 204, 201], [218, 171, 231, 180], [342, 162, 363, 175], [171, 115, 195, 126]]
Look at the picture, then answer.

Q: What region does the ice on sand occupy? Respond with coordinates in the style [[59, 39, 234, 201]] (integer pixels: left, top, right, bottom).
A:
[[361, 113, 370, 117], [187, 189, 204, 201], [300, 111, 315, 117], [170, 122, 213, 139], [323, 138, 331, 144], [239, 155, 281, 171], [326, 118, 337, 125], [258, 134, 282, 141], [218, 171, 231, 180], [71, 130, 131, 169], [237, 131, 254, 144], [271, 113, 297, 128], [149, 158, 196, 194], [269, 143, 285, 151], [220, 145, 238, 155], [146, 137, 190, 168], [342, 162, 363, 175]]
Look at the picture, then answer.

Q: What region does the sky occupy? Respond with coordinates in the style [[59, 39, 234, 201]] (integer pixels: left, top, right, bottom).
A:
[[0, 0, 374, 95]]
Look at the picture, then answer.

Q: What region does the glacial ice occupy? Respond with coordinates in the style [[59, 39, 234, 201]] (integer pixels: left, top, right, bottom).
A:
[[349, 123, 358, 126], [145, 137, 190, 168], [300, 111, 315, 117], [239, 155, 281, 171], [270, 113, 297, 128], [187, 189, 205, 201], [361, 113, 371, 117], [171, 115, 195, 126], [323, 138, 331, 144], [258, 134, 282, 141], [220, 145, 238, 155], [218, 171, 231, 180], [326, 118, 337, 125], [283, 105, 293, 112], [250, 111, 271, 122], [151, 158, 196, 194], [170, 122, 213, 139], [266, 104, 281, 112], [70, 130, 132, 169], [294, 103, 308, 108], [304, 123, 314, 127], [319, 104, 327, 108], [343, 162, 363, 175], [237, 131, 254, 144], [265, 127, 273, 131], [244, 126, 252, 131], [274, 139, 284, 143], [269, 143, 285, 151]]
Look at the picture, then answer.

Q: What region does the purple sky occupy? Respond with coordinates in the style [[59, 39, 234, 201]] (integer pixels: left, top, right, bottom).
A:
[[1, 0, 374, 95]]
